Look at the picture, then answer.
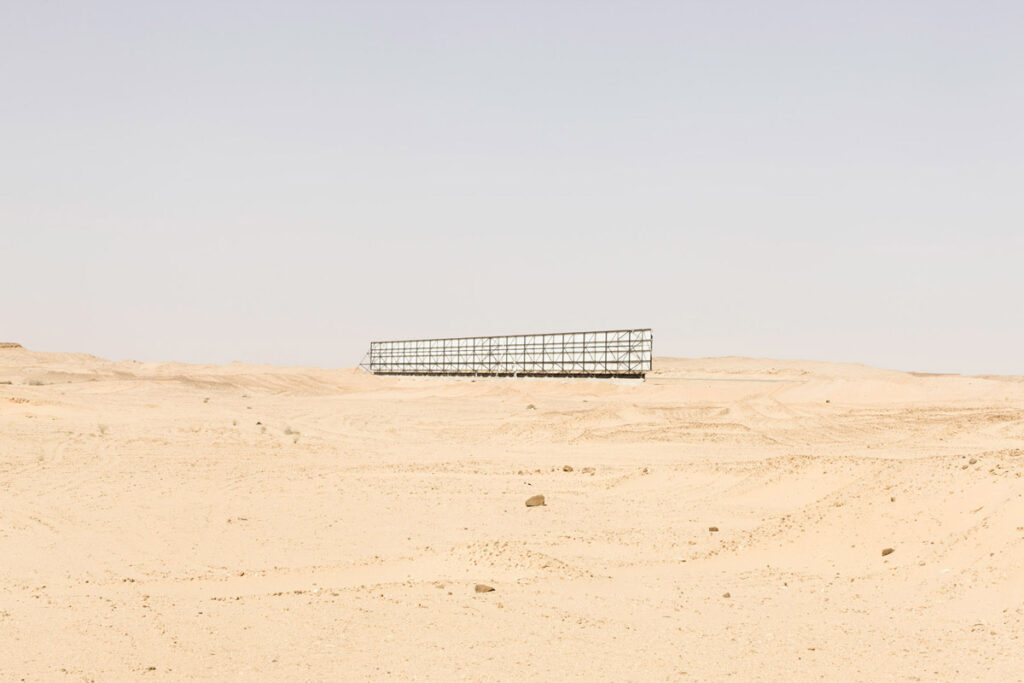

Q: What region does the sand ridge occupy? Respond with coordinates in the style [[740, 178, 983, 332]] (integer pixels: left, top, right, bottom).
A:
[[1, 347, 1022, 679]]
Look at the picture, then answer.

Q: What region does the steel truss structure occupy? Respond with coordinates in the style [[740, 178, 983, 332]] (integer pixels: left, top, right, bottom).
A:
[[362, 328, 652, 379]]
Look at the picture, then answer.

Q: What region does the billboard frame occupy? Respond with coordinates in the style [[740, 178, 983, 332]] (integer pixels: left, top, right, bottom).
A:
[[361, 328, 652, 379]]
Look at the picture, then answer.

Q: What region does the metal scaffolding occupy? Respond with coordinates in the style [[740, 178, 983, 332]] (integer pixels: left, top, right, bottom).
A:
[[361, 328, 652, 378]]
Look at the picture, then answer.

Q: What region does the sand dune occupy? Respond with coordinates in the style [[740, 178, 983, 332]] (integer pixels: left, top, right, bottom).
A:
[[1, 347, 1022, 680]]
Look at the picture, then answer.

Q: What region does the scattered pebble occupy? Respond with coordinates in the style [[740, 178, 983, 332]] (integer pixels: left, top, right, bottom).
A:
[[475, 584, 495, 593], [581, 467, 595, 475], [969, 458, 978, 465], [525, 494, 546, 507], [563, 465, 573, 472], [709, 526, 719, 533], [722, 592, 731, 598], [881, 547, 895, 557]]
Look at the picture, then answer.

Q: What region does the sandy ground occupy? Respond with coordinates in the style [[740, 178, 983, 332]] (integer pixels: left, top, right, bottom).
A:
[[1, 346, 1023, 681]]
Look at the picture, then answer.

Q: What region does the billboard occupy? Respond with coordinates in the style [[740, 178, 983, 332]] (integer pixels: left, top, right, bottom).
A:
[[363, 328, 652, 378]]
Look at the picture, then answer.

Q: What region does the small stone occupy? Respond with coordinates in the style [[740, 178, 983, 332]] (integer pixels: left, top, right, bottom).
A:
[[709, 526, 719, 532], [890, 496, 895, 502], [475, 584, 494, 593], [563, 465, 573, 472], [525, 494, 546, 507], [581, 467, 595, 475], [969, 458, 978, 465], [881, 547, 895, 556], [722, 592, 731, 598]]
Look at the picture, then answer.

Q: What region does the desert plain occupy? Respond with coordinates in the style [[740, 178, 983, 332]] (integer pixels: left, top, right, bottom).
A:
[[1, 344, 1023, 680]]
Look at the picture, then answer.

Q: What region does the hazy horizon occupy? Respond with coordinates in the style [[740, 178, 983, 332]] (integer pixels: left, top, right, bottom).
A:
[[4, 2, 1022, 375]]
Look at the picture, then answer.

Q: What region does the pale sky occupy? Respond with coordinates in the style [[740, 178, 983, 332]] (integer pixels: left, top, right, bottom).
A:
[[2, 1, 1022, 374]]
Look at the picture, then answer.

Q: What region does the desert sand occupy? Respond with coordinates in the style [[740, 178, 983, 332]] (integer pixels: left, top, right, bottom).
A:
[[1, 345, 1022, 680]]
